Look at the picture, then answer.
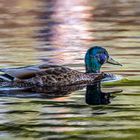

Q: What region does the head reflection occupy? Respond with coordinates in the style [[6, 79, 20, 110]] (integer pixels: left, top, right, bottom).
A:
[[85, 83, 122, 105], [86, 83, 110, 105]]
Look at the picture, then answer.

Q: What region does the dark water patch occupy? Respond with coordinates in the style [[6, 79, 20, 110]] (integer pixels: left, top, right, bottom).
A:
[[0, 110, 39, 115]]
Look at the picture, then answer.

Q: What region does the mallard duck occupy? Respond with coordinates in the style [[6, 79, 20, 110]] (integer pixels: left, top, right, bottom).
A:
[[0, 46, 122, 88]]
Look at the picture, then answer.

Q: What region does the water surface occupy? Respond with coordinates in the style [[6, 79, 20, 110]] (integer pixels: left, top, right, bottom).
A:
[[0, 0, 140, 139]]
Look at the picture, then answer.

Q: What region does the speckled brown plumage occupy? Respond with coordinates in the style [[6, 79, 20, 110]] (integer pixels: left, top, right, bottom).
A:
[[0, 64, 105, 88]]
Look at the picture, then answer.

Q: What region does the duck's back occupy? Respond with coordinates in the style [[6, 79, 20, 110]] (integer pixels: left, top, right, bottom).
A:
[[28, 65, 104, 86]]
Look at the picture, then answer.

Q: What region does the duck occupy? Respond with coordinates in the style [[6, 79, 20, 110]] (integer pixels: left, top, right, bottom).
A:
[[0, 46, 122, 89]]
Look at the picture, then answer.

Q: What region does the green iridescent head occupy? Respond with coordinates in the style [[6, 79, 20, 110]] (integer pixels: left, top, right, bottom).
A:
[[85, 46, 122, 73]]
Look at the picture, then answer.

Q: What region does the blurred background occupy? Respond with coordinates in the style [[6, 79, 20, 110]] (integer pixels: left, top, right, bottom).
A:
[[0, 0, 140, 140], [0, 0, 139, 75]]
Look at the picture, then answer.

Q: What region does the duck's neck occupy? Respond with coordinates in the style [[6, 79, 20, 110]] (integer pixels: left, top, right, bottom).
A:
[[85, 65, 100, 73], [85, 58, 101, 73]]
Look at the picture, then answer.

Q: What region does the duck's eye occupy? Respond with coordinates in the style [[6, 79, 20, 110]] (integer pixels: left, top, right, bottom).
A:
[[97, 54, 107, 64]]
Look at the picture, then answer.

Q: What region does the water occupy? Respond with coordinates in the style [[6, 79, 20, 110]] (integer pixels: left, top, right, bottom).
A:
[[0, 0, 140, 139]]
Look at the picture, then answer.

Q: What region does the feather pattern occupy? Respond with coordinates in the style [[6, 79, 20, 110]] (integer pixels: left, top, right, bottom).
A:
[[0, 64, 104, 87]]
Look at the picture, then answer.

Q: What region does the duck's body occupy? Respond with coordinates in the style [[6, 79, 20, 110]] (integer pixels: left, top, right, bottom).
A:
[[0, 46, 122, 89], [0, 64, 104, 88]]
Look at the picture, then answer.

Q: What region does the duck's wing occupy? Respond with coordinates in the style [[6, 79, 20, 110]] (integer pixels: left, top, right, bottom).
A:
[[0, 65, 37, 80], [0, 64, 66, 81]]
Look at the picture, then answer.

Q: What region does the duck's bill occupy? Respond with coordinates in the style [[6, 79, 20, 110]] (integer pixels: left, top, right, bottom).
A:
[[107, 57, 122, 66]]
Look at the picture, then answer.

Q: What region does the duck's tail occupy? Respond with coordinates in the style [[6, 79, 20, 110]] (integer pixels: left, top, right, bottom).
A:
[[0, 74, 13, 82], [0, 68, 14, 82]]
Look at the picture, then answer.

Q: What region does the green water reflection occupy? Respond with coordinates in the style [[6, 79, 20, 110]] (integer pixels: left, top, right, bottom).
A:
[[0, 0, 140, 139]]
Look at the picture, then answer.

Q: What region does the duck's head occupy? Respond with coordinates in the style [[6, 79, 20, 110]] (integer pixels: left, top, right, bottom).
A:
[[85, 46, 122, 73]]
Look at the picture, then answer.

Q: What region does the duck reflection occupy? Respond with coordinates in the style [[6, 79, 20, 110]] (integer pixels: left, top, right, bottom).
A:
[[0, 82, 122, 105], [85, 83, 122, 105], [86, 83, 109, 105]]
